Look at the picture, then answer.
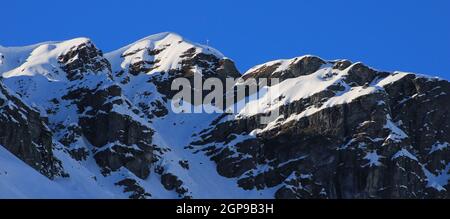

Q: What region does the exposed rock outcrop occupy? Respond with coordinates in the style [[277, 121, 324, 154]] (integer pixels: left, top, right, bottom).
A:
[[192, 59, 450, 199], [0, 81, 64, 179]]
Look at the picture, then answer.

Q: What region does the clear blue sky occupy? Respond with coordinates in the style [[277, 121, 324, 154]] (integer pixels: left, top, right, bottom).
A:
[[2, 0, 449, 79]]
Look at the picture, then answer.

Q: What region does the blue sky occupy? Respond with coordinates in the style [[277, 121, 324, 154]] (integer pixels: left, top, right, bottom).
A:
[[2, 0, 449, 79]]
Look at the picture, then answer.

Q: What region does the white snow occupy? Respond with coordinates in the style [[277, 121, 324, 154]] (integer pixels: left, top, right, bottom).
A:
[[384, 117, 408, 143], [243, 55, 316, 76], [429, 142, 450, 154], [422, 164, 450, 191], [150, 105, 276, 198], [0, 145, 70, 198], [106, 32, 224, 77], [363, 151, 384, 167], [2, 38, 92, 81], [392, 149, 418, 161], [376, 72, 409, 87], [1, 43, 49, 74]]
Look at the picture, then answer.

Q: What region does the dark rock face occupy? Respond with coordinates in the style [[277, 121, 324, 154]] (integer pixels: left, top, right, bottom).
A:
[[243, 56, 326, 82], [61, 83, 154, 179], [94, 144, 153, 179], [124, 48, 163, 75], [178, 160, 189, 169], [58, 40, 111, 81], [0, 53, 4, 65], [344, 62, 388, 86], [332, 60, 353, 71], [160, 172, 191, 198], [67, 148, 89, 161], [0, 82, 64, 179], [149, 48, 240, 100], [192, 61, 450, 199], [115, 178, 151, 199], [161, 173, 183, 190], [57, 43, 155, 180], [72, 85, 152, 147]]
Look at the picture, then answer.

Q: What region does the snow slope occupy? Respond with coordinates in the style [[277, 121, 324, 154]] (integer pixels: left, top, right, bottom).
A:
[[151, 105, 277, 198], [1, 38, 92, 80], [0, 145, 69, 198]]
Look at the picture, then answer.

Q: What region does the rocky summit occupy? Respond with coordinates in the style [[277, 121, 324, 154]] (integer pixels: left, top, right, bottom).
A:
[[0, 32, 449, 199]]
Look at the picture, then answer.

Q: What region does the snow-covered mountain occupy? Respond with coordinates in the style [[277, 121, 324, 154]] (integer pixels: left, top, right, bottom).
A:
[[1, 32, 449, 198]]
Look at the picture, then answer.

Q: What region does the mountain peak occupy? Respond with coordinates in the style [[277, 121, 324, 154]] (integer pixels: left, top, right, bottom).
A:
[[1, 37, 107, 81], [105, 32, 226, 76], [57, 37, 93, 48], [137, 32, 184, 43]]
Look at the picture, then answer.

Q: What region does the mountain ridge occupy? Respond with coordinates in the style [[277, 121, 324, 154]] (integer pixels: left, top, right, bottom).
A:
[[1, 32, 449, 198]]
